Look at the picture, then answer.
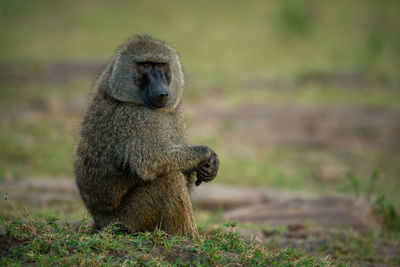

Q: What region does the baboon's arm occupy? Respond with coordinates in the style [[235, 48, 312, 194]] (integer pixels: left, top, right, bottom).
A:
[[126, 143, 213, 181]]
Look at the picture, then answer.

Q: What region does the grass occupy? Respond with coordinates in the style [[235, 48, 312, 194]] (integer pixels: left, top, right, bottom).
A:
[[374, 194, 400, 233], [0, 219, 341, 266], [2, 216, 399, 266]]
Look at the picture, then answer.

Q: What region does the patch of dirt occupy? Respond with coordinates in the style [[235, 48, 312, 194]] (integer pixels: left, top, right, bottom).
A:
[[0, 62, 104, 83], [1, 180, 377, 231], [191, 184, 270, 210], [1, 177, 79, 205], [220, 195, 374, 231], [193, 184, 376, 231], [151, 242, 199, 264], [187, 103, 400, 151], [107, 248, 131, 260], [0, 235, 24, 258]]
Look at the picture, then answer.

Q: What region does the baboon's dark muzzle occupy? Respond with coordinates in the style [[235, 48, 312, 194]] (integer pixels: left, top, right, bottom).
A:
[[144, 68, 170, 109]]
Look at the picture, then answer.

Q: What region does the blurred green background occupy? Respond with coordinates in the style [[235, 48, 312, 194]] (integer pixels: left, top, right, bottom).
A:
[[1, 0, 400, 220]]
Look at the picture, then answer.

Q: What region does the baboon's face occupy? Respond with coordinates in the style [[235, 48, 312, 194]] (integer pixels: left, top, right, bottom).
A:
[[133, 62, 172, 109], [105, 36, 184, 108]]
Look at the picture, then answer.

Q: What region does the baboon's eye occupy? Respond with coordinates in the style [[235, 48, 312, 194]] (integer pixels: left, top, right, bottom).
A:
[[140, 62, 151, 68], [156, 63, 164, 67]]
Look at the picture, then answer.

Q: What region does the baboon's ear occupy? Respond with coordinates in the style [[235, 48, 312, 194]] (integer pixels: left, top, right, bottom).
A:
[[106, 55, 141, 103]]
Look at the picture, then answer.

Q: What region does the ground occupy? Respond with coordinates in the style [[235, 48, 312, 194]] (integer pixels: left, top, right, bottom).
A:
[[1, 1, 400, 265], [1, 179, 400, 265]]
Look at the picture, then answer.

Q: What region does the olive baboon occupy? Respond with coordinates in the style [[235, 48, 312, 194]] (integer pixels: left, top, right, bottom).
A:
[[74, 35, 219, 237]]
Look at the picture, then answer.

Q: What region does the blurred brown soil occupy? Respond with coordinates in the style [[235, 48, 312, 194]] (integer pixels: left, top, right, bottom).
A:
[[187, 102, 400, 151], [0, 179, 373, 229], [0, 62, 105, 83], [0, 235, 23, 258]]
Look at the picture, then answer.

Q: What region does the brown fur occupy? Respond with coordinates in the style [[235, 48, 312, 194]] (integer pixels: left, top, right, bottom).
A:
[[74, 35, 219, 237]]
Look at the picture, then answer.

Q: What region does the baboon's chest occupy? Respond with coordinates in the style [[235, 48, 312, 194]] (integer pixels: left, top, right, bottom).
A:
[[127, 110, 186, 145]]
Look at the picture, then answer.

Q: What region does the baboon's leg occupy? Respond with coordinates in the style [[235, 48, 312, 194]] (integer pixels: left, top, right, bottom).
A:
[[91, 211, 118, 231], [115, 172, 198, 238]]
